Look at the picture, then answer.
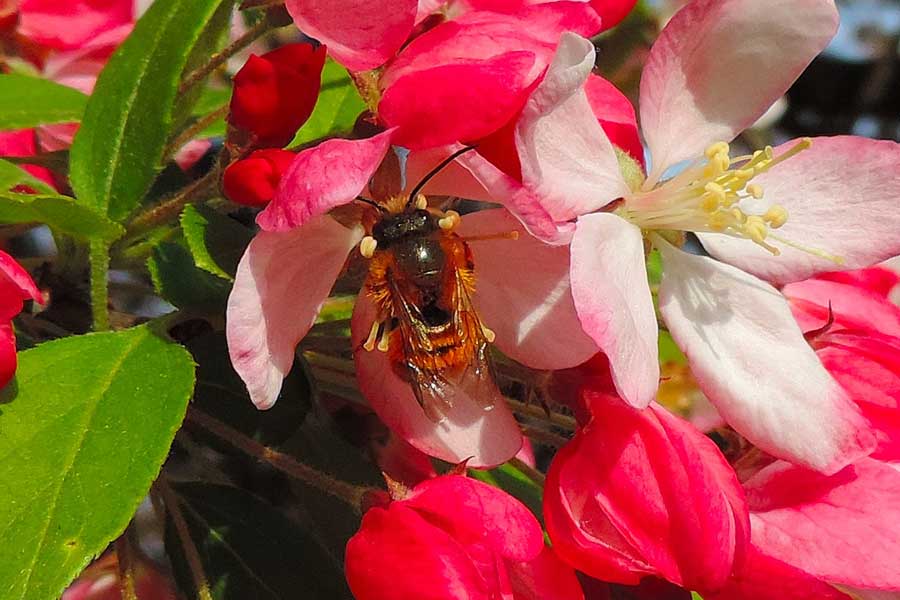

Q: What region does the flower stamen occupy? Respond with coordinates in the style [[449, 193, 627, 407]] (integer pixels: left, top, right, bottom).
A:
[[620, 138, 841, 263]]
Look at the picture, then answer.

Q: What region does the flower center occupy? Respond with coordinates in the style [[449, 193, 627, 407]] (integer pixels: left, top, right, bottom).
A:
[[618, 138, 829, 258]]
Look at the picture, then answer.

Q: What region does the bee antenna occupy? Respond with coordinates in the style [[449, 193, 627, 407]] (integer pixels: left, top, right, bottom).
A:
[[406, 145, 478, 209], [356, 196, 387, 213]]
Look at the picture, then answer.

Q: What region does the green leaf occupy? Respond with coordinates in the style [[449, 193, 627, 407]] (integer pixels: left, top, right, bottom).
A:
[[0, 158, 55, 194], [0, 159, 124, 239], [166, 482, 352, 599], [169, 0, 236, 134], [0, 74, 87, 129], [0, 192, 124, 241], [180, 205, 253, 281], [659, 329, 686, 364], [0, 325, 195, 600], [148, 239, 232, 310], [69, 0, 232, 221], [291, 59, 366, 147]]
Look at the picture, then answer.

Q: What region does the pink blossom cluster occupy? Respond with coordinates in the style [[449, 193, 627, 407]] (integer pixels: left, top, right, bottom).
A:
[[217, 0, 900, 597]]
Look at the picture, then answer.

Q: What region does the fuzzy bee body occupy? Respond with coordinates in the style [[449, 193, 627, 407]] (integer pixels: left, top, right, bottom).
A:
[[363, 206, 496, 421]]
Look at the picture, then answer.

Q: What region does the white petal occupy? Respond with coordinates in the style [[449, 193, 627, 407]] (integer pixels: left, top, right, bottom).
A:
[[657, 244, 874, 473]]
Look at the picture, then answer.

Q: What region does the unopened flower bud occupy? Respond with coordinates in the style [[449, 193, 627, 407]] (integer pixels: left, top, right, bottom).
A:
[[222, 148, 296, 207], [228, 42, 326, 148]]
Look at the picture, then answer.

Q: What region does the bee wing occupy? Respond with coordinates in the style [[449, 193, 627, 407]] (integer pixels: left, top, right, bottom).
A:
[[385, 268, 500, 422], [448, 263, 500, 409]]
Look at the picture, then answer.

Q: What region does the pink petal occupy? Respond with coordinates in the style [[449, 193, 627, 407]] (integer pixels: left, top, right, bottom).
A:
[[507, 546, 585, 600], [457, 151, 571, 244], [746, 458, 900, 589], [815, 267, 900, 299], [381, 4, 600, 91], [570, 213, 659, 408], [516, 33, 629, 222], [0, 321, 17, 389], [584, 74, 643, 167], [784, 277, 900, 337], [546, 392, 749, 589], [639, 0, 838, 180], [456, 209, 598, 370], [258, 131, 394, 232], [226, 218, 362, 409], [346, 503, 491, 600], [590, 0, 637, 31], [706, 545, 852, 600], [351, 293, 523, 468], [17, 0, 133, 51], [379, 50, 536, 149], [0, 130, 55, 187], [405, 475, 544, 562], [0, 249, 43, 308], [699, 137, 900, 284], [813, 332, 900, 460], [657, 244, 875, 474], [284, 0, 416, 71]]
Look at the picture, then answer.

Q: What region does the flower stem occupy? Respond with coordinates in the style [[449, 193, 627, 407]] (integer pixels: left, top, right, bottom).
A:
[[155, 479, 214, 600], [520, 426, 570, 449], [179, 17, 272, 96], [164, 104, 229, 160], [122, 165, 221, 243], [505, 397, 577, 431], [187, 407, 371, 511], [89, 240, 110, 331]]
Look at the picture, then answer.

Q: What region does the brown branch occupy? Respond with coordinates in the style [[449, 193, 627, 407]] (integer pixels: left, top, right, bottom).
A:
[[155, 479, 214, 600]]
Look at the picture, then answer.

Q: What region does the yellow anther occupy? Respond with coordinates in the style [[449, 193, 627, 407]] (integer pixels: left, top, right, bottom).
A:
[[704, 182, 726, 202], [708, 212, 729, 231], [415, 194, 428, 210], [730, 208, 746, 223], [481, 324, 496, 343], [746, 184, 764, 199], [743, 216, 768, 244], [763, 205, 788, 228], [734, 168, 756, 180], [701, 193, 720, 212], [438, 210, 461, 230], [363, 320, 380, 352], [359, 235, 378, 258], [705, 141, 730, 160]]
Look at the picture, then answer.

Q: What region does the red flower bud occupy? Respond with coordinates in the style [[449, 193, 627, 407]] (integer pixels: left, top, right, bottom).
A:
[[229, 43, 326, 148], [222, 148, 296, 207]]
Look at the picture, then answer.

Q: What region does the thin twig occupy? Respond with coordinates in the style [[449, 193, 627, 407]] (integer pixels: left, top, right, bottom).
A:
[[89, 241, 110, 331], [186, 408, 371, 511], [508, 457, 546, 486], [520, 426, 570, 449], [165, 105, 229, 159], [179, 18, 272, 95], [115, 534, 139, 600], [156, 479, 214, 600], [123, 166, 221, 241], [505, 397, 577, 431]]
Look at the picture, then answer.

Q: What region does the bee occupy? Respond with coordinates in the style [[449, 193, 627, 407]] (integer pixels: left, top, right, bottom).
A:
[[356, 147, 501, 422]]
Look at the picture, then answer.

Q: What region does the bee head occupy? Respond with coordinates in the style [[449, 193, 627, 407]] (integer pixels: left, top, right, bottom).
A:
[[372, 209, 436, 247]]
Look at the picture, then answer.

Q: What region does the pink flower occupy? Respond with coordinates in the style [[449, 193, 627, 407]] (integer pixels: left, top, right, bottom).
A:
[[1, 0, 134, 181], [345, 475, 584, 600], [544, 382, 749, 591], [225, 131, 596, 467], [784, 270, 900, 460], [508, 0, 900, 473], [708, 457, 900, 599], [16, 0, 133, 52], [1, 250, 43, 389], [377, 2, 604, 150]]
